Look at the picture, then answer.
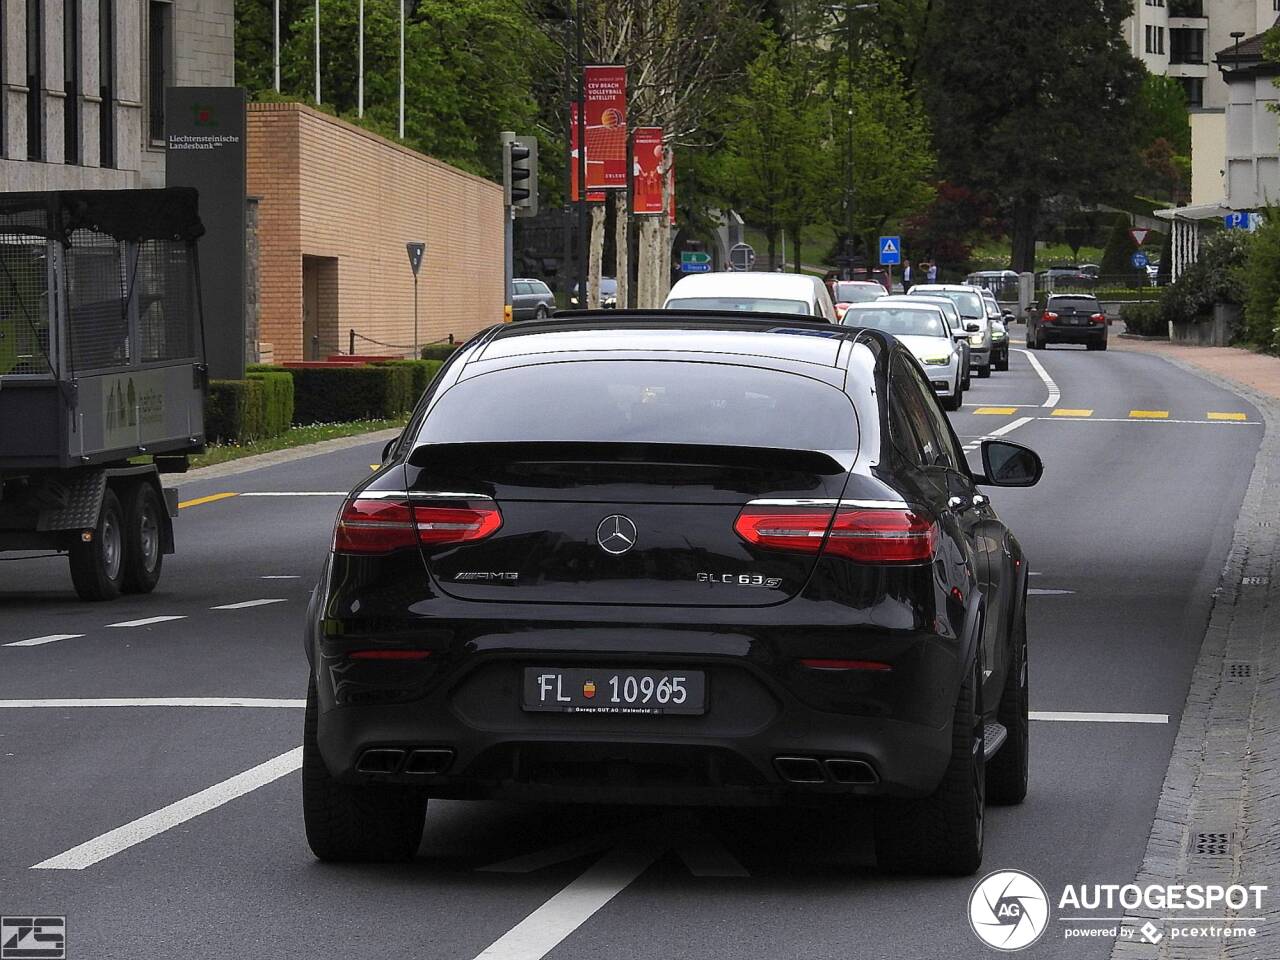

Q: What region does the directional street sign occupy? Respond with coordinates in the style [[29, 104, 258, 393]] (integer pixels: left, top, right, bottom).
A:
[[1131, 251, 1149, 270], [728, 243, 756, 272], [680, 250, 712, 274], [1129, 228, 1150, 247], [405, 242, 425, 277], [879, 236, 902, 266]]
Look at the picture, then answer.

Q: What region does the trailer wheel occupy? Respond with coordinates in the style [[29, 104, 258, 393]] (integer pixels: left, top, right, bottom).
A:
[[69, 489, 126, 601], [122, 483, 165, 594]]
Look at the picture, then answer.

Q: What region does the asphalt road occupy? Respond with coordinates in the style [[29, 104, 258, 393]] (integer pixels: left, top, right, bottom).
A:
[[0, 325, 1265, 960]]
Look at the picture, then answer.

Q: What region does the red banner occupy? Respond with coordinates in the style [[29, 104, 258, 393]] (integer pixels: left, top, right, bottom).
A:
[[569, 103, 604, 203], [667, 149, 676, 226], [632, 127, 664, 215], [584, 65, 627, 190]]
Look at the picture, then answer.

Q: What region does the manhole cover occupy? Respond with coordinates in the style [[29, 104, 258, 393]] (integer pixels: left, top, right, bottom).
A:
[[1193, 832, 1233, 856], [1226, 663, 1253, 679]]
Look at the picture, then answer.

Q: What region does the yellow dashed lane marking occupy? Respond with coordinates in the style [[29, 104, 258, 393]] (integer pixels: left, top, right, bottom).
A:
[[1052, 409, 1093, 417], [974, 407, 1018, 415], [1207, 412, 1247, 421], [1129, 410, 1169, 419], [177, 492, 239, 510]]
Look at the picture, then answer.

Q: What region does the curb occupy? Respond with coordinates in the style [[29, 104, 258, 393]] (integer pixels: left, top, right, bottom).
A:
[[1110, 354, 1279, 957], [168, 427, 402, 488]]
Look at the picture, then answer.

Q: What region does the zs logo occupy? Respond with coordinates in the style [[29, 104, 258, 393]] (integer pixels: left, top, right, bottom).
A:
[[696, 573, 783, 588], [1, 917, 66, 960]]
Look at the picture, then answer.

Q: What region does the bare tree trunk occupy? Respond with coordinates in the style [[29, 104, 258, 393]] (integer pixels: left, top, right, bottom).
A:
[[614, 192, 629, 310], [1011, 194, 1040, 274], [588, 204, 606, 308], [791, 226, 802, 273]]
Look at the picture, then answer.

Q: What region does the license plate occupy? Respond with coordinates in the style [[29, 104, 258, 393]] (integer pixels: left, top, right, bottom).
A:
[[522, 667, 706, 715]]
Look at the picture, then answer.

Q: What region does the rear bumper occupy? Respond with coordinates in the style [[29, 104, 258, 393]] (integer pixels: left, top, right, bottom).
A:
[[1042, 325, 1105, 343], [311, 620, 964, 804]]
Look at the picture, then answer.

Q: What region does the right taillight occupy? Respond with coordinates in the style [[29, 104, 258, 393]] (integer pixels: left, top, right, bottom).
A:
[[334, 498, 502, 555], [1042, 311, 1058, 323], [734, 505, 936, 564]]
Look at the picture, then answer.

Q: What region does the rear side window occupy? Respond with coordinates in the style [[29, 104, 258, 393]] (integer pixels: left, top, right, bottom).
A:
[[420, 360, 858, 452]]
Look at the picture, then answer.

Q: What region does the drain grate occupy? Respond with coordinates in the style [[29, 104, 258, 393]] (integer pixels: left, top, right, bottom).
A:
[[1226, 663, 1253, 679], [1193, 832, 1233, 857]]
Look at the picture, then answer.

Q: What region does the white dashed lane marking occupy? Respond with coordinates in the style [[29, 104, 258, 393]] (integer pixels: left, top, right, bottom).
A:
[[210, 598, 288, 610], [5, 634, 85, 648], [105, 616, 187, 628]]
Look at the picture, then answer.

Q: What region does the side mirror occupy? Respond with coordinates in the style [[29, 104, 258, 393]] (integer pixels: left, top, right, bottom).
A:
[[1024, 305, 1036, 314], [1002, 310, 1015, 321], [965, 323, 980, 333], [975, 440, 1042, 487], [381, 438, 398, 462]]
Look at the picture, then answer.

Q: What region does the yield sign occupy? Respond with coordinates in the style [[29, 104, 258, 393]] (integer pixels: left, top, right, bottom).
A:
[[1129, 228, 1150, 247], [406, 241, 426, 277]]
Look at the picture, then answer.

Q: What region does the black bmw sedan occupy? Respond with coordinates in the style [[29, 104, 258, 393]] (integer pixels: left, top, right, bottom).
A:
[[302, 314, 1042, 875]]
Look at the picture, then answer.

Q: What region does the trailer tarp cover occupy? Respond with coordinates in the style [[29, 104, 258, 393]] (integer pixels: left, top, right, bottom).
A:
[[0, 188, 205, 243]]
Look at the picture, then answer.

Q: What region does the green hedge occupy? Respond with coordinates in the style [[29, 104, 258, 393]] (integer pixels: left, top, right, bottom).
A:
[[248, 366, 413, 424], [1119, 301, 1165, 337], [245, 370, 295, 435], [374, 359, 443, 400], [420, 342, 459, 361], [206, 379, 265, 442]]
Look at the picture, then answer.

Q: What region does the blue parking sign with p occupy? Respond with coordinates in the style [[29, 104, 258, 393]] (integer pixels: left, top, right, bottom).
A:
[[879, 236, 901, 266]]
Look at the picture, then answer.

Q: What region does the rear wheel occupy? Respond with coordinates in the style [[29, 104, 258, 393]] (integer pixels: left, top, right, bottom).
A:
[[69, 489, 125, 601], [534, 305, 550, 319], [303, 677, 426, 862], [874, 659, 984, 875], [122, 483, 164, 594], [987, 600, 1029, 805], [996, 349, 1010, 372], [977, 362, 991, 379]]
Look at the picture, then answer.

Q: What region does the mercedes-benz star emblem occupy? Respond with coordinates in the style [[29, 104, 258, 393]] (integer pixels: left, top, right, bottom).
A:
[[596, 515, 638, 555]]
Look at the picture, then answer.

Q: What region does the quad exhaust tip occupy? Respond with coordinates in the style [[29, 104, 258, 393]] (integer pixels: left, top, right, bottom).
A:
[[774, 756, 879, 785], [356, 747, 454, 775]]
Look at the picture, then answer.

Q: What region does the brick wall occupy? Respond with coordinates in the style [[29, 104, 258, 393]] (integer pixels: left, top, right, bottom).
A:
[[247, 102, 504, 363]]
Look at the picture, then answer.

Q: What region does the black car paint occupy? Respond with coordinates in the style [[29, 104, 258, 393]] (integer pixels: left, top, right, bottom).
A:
[[305, 315, 1031, 805]]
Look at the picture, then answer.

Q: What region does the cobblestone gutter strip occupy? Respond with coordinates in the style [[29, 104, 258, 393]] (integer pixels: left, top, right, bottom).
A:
[[1112, 360, 1279, 960]]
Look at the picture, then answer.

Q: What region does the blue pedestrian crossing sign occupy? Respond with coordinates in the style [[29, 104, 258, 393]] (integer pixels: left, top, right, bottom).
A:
[[879, 236, 902, 266]]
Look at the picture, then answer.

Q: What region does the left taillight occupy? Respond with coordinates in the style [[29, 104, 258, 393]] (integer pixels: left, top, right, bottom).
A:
[[734, 505, 937, 565], [333, 498, 502, 555]]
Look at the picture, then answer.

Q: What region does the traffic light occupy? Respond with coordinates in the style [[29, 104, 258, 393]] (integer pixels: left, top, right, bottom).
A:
[[503, 135, 538, 217]]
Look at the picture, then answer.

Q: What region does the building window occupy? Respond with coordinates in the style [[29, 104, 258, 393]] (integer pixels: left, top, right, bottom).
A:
[[64, 0, 80, 164], [26, 0, 43, 161], [148, 2, 171, 143], [1181, 77, 1204, 108], [99, 0, 114, 168], [1145, 25, 1153, 52], [1170, 27, 1203, 64], [1157, 27, 1165, 55]]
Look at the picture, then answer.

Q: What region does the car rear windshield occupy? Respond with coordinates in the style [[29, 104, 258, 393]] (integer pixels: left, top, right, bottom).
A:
[[843, 307, 945, 338], [1048, 296, 1099, 311], [666, 296, 811, 315], [420, 360, 857, 452], [833, 283, 883, 303]]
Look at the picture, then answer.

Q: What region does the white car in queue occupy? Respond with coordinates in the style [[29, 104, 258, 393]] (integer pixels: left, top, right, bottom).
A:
[[664, 271, 838, 321], [840, 300, 966, 410]]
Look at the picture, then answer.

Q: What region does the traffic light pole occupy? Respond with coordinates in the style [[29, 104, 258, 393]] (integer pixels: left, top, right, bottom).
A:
[[502, 130, 515, 310], [575, 0, 587, 308]]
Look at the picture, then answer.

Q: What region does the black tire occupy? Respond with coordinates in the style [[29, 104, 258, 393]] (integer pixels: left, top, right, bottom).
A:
[[534, 305, 550, 319], [977, 363, 992, 379], [303, 677, 426, 862], [1025, 334, 1037, 350], [987, 599, 1029, 805], [996, 349, 1010, 372], [69, 489, 126, 601], [874, 659, 985, 875], [944, 376, 963, 411], [122, 483, 165, 594]]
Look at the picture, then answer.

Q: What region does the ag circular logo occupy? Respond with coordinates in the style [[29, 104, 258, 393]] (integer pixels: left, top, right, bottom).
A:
[[596, 515, 637, 555], [968, 869, 1050, 951]]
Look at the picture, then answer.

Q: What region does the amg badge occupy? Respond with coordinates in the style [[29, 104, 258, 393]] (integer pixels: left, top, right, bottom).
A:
[[454, 572, 519, 581], [697, 573, 782, 588]]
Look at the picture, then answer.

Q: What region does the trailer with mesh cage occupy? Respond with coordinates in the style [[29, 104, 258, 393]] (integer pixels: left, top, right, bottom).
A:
[[0, 188, 207, 600]]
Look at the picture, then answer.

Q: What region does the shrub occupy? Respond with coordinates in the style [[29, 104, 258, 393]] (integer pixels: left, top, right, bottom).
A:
[[1099, 222, 1147, 287], [1239, 210, 1280, 347], [1120, 301, 1165, 337], [245, 370, 295, 436], [420, 342, 459, 361], [1160, 229, 1249, 326], [205, 379, 266, 443], [286, 366, 415, 424], [374, 359, 443, 402]]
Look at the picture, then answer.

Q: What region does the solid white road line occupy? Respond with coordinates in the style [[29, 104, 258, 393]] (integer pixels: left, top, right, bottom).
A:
[[31, 747, 303, 870], [1028, 588, 1074, 596], [5, 634, 85, 647], [1037, 416, 1262, 426], [1015, 348, 1061, 407], [472, 836, 663, 960], [0, 697, 305, 708], [260, 575, 301, 579], [961, 415, 1037, 453], [1031, 711, 1168, 724], [210, 598, 288, 610], [105, 616, 187, 628]]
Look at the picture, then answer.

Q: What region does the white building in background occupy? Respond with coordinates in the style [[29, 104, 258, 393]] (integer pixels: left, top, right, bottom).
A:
[[1, 1, 234, 193]]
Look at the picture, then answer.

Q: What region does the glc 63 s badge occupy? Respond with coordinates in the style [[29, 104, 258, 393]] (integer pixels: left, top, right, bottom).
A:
[[697, 572, 783, 588]]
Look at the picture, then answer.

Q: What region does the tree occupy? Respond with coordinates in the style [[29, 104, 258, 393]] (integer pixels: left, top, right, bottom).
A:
[[902, 182, 995, 268], [1099, 221, 1147, 287], [921, 0, 1144, 272], [1135, 72, 1191, 155], [1240, 211, 1280, 345]]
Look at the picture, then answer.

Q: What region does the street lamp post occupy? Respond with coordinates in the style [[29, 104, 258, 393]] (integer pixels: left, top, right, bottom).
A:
[[830, 3, 878, 279], [575, 0, 587, 309]]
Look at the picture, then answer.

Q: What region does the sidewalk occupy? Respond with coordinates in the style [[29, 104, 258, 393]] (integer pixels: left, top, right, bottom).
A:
[[1109, 336, 1280, 958]]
